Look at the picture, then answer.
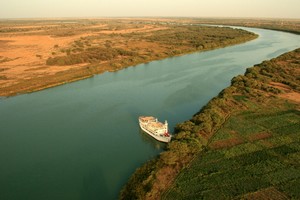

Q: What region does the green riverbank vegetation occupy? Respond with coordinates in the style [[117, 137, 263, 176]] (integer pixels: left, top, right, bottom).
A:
[[45, 25, 257, 66], [120, 48, 300, 199]]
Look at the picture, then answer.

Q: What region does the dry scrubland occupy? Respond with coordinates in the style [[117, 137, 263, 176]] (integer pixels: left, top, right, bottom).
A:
[[2, 17, 298, 97], [0, 18, 257, 96], [120, 49, 300, 200], [187, 18, 300, 35]]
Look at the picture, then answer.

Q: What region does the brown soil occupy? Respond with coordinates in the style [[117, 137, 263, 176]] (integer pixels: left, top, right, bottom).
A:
[[279, 92, 300, 103], [247, 132, 273, 142], [209, 137, 245, 150], [99, 25, 167, 34], [269, 82, 292, 92], [0, 34, 84, 87], [242, 187, 289, 200], [269, 82, 300, 103]]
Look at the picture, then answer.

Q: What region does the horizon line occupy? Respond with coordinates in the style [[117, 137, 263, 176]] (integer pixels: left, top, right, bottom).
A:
[[0, 16, 300, 21]]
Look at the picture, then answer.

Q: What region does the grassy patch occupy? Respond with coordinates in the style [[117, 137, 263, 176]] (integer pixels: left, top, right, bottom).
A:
[[164, 93, 300, 199]]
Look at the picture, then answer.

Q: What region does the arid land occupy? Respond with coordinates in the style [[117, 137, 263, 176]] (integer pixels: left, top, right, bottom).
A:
[[187, 17, 300, 34], [0, 18, 257, 97]]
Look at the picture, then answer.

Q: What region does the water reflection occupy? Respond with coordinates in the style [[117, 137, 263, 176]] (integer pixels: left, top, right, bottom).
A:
[[138, 129, 167, 150]]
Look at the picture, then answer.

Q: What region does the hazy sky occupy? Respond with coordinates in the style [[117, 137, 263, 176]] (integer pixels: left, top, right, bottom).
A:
[[0, 0, 299, 19]]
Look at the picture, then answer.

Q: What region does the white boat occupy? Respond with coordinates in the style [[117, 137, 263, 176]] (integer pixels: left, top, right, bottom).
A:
[[139, 116, 172, 143]]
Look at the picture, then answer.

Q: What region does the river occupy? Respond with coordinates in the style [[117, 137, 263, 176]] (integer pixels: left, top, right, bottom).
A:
[[0, 27, 299, 200]]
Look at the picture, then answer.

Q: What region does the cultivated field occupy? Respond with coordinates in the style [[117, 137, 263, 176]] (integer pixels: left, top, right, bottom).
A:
[[164, 98, 300, 199], [163, 49, 300, 199]]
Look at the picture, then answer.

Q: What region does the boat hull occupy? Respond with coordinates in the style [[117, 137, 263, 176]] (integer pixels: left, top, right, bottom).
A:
[[140, 125, 171, 143], [139, 116, 171, 143]]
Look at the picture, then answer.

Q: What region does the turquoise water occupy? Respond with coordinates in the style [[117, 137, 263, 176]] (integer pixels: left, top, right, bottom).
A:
[[0, 27, 299, 200]]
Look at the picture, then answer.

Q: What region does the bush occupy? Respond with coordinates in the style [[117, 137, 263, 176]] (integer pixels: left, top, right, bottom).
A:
[[46, 47, 138, 66]]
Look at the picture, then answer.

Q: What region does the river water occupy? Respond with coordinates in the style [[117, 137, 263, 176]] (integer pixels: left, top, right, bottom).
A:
[[0, 27, 299, 200]]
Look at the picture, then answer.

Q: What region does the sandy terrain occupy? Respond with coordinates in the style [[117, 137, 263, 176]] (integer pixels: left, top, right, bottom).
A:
[[279, 92, 300, 103], [99, 25, 167, 34], [0, 34, 85, 87], [0, 21, 166, 91], [270, 82, 300, 103]]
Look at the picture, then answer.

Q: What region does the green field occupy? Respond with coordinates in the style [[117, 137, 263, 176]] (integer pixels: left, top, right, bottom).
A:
[[163, 97, 300, 199]]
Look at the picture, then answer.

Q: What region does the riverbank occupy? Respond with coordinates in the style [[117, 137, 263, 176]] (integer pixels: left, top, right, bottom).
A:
[[0, 18, 257, 97], [120, 48, 300, 199], [186, 18, 300, 35]]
